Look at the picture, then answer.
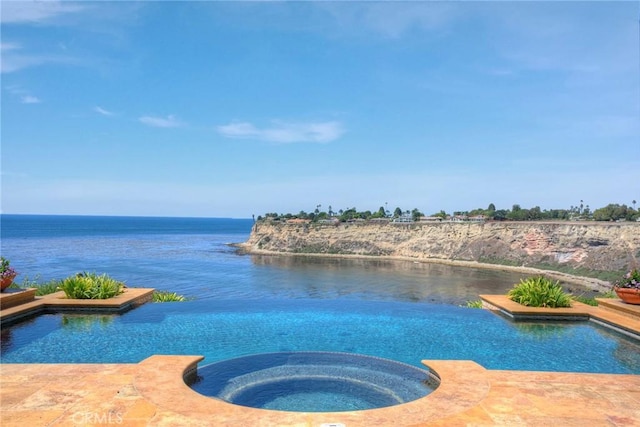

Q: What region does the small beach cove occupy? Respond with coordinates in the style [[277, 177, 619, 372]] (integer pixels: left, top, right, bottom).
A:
[[237, 243, 612, 294]]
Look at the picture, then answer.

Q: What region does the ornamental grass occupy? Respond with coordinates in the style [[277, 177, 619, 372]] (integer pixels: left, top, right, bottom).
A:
[[59, 272, 124, 299], [508, 275, 572, 308]]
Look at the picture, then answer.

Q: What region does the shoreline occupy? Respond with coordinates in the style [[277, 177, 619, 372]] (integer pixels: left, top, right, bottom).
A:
[[234, 243, 612, 293]]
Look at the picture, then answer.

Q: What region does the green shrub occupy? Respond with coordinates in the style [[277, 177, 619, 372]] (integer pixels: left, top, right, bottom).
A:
[[572, 295, 598, 306], [598, 290, 617, 299], [19, 275, 62, 296], [463, 300, 484, 308], [507, 276, 572, 308], [59, 272, 124, 299], [152, 291, 186, 302], [570, 289, 618, 306], [33, 280, 62, 296]]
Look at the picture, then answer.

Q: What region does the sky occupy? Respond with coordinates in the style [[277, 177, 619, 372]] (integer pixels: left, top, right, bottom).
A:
[[1, 1, 639, 218]]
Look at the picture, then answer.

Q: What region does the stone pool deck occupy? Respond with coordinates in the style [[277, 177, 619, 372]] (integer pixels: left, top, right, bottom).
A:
[[1, 292, 639, 426], [1, 356, 639, 426]]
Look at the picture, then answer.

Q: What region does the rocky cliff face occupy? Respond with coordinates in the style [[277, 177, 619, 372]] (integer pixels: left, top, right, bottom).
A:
[[245, 221, 640, 276]]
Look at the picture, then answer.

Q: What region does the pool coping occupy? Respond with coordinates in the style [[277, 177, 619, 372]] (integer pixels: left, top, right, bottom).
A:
[[133, 355, 492, 426], [0, 288, 155, 326]]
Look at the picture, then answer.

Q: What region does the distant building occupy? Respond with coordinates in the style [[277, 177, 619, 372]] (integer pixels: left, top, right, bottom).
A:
[[369, 218, 390, 223], [286, 218, 311, 224], [347, 218, 366, 223], [420, 216, 443, 222], [318, 218, 340, 225], [392, 213, 414, 223]]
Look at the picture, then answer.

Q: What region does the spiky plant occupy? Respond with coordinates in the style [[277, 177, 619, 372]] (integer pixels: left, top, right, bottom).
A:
[[508, 276, 572, 308], [59, 272, 124, 299], [152, 291, 186, 302]]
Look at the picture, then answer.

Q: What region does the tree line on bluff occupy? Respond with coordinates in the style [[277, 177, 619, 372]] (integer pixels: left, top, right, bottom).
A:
[[257, 201, 639, 223]]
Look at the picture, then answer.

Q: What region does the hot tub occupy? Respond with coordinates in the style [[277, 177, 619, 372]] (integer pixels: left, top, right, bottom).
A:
[[189, 351, 440, 412]]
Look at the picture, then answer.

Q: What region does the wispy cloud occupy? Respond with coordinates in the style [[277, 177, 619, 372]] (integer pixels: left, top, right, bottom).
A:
[[21, 95, 41, 104], [1, 42, 21, 52], [94, 106, 114, 116], [5, 85, 41, 104], [1, 2, 141, 74], [488, 3, 635, 77], [139, 114, 185, 128], [217, 120, 345, 144], [318, 2, 460, 39], [1, 40, 80, 73], [1, 1, 86, 24]]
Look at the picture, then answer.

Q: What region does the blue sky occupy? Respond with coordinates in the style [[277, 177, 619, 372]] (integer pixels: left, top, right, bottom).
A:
[[1, 1, 639, 218]]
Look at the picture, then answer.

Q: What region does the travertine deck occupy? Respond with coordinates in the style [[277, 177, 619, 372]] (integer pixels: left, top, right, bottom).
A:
[[1, 355, 639, 426], [1, 294, 639, 426]]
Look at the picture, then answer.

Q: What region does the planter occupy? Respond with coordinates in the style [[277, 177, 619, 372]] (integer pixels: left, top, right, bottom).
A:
[[614, 287, 640, 305], [1, 274, 17, 292]]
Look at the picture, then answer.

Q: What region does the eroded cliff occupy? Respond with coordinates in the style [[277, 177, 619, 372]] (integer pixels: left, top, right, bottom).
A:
[[244, 221, 640, 280]]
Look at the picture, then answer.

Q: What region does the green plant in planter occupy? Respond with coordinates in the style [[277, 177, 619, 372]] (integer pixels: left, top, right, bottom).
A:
[[613, 268, 640, 290], [59, 272, 124, 299], [1, 256, 18, 289], [507, 276, 572, 308]]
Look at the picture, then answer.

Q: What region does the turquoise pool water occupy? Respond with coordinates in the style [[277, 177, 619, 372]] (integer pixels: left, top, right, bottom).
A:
[[2, 298, 639, 374]]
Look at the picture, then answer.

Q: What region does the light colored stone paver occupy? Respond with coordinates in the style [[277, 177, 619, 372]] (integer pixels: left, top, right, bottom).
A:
[[2, 356, 639, 426]]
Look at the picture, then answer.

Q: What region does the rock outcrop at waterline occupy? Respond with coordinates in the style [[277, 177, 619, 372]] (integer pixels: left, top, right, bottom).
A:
[[243, 220, 639, 280]]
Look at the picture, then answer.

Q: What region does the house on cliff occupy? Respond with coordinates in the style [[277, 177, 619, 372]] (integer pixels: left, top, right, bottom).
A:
[[420, 216, 443, 222]]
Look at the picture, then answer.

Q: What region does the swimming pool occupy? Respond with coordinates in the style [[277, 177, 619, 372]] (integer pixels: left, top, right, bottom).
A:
[[2, 298, 639, 374]]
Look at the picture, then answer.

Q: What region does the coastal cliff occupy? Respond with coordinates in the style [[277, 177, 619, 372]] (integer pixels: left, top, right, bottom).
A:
[[243, 220, 640, 287]]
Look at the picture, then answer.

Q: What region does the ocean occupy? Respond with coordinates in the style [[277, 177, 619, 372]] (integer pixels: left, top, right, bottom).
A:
[[0, 214, 532, 304]]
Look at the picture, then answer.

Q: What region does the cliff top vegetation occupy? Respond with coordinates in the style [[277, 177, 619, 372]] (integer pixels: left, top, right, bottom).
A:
[[257, 201, 639, 224]]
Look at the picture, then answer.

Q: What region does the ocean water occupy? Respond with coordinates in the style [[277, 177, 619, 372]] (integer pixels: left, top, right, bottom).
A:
[[0, 214, 535, 303], [1, 214, 639, 374]]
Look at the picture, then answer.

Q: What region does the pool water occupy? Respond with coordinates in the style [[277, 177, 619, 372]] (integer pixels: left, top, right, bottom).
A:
[[190, 352, 439, 412], [2, 298, 639, 374]]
